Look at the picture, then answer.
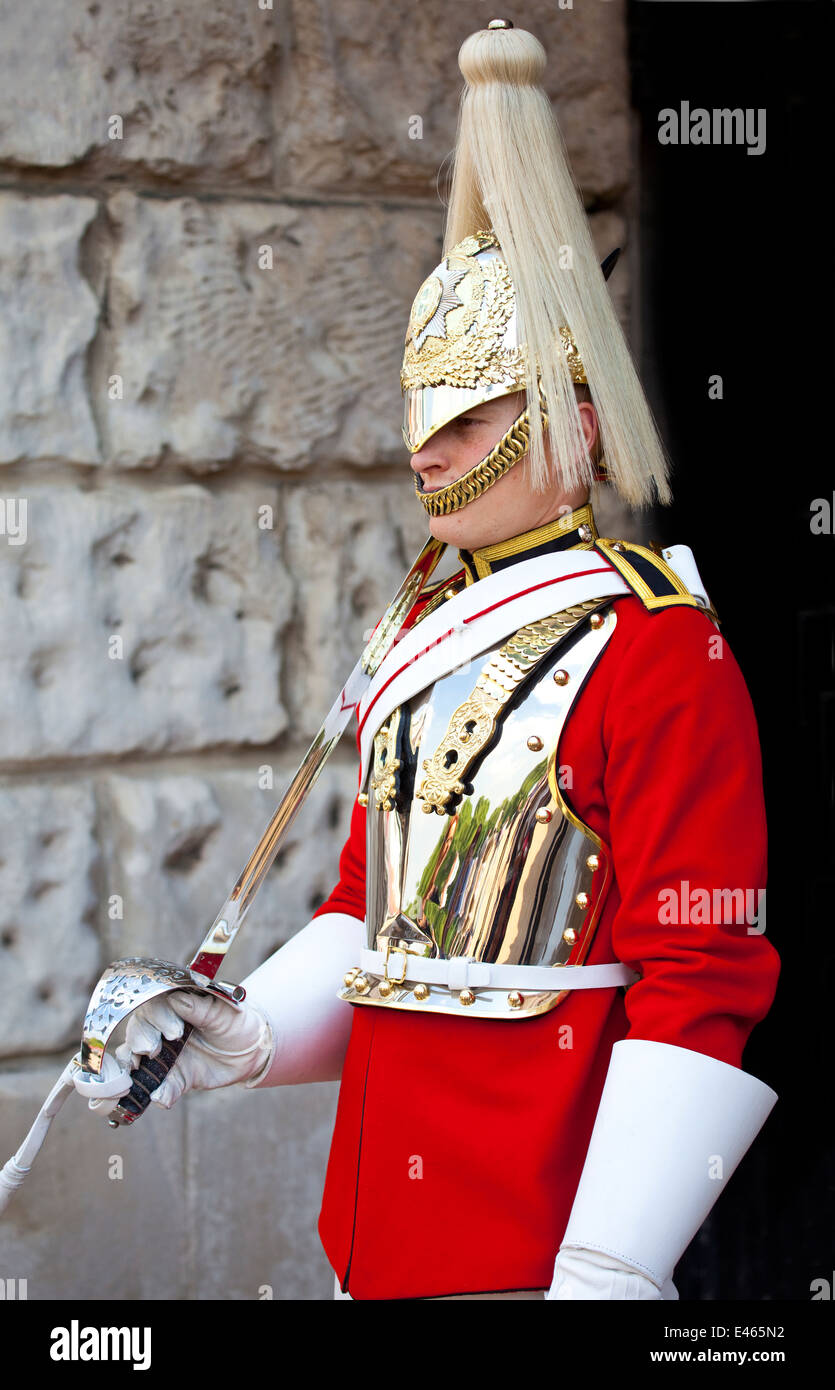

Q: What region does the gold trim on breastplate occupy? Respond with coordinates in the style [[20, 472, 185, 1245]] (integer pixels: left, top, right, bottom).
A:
[[416, 603, 604, 815], [370, 710, 405, 812], [340, 599, 622, 1020]]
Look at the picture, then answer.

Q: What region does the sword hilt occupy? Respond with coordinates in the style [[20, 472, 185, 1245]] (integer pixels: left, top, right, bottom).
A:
[[107, 1024, 194, 1128]]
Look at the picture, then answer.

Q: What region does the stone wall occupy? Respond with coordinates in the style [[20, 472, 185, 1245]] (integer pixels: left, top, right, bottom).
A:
[[0, 0, 637, 1300]]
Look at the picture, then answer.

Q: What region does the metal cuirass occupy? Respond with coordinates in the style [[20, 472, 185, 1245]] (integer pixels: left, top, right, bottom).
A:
[[339, 598, 621, 1019]]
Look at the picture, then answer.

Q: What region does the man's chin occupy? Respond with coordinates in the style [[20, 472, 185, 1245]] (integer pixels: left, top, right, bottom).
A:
[[417, 476, 497, 548], [426, 512, 461, 541], [426, 510, 489, 549]]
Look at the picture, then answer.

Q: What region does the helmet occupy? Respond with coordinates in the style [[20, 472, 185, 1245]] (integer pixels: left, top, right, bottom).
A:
[[401, 21, 671, 517]]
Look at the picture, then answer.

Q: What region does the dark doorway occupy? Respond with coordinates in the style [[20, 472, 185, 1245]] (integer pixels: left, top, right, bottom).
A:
[[629, 0, 834, 1301]]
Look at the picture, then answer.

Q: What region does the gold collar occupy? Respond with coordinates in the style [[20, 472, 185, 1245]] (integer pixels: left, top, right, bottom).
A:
[[458, 503, 598, 585]]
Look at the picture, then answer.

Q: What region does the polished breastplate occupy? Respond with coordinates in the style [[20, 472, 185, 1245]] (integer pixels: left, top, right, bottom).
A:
[[339, 599, 620, 1019]]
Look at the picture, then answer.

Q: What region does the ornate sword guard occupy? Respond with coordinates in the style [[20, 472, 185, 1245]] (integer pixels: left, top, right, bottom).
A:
[[79, 957, 246, 1126]]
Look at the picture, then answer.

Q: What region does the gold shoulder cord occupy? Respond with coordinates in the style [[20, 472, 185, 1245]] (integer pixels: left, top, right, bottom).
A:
[[416, 599, 607, 814]]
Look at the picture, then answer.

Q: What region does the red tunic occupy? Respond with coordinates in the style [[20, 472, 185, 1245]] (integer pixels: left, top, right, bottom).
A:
[[313, 592, 781, 1299]]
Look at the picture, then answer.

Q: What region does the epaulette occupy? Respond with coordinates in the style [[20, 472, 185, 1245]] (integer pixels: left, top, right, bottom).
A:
[[594, 538, 719, 624]]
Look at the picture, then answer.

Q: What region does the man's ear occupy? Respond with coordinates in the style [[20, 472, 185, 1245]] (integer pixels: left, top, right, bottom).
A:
[[577, 400, 599, 453]]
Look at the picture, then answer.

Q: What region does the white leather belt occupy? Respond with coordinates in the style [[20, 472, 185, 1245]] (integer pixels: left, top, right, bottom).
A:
[[359, 948, 639, 993]]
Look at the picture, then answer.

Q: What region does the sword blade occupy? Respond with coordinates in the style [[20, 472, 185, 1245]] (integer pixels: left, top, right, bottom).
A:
[[187, 536, 446, 981]]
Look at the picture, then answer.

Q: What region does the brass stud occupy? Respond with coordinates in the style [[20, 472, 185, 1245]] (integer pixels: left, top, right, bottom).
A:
[[562, 927, 577, 945], [612, 541, 625, 554], [459, 988, 476, 1006], [586, 854, 600, 871], [535, 808, 553, 824], [444, 588, 458, 601], [357, 792, 368, 807], [589, 612, 605, 630], [527, 734, 544, 751], [353, 974, 370, 994], [413, 982, 430, 1001], [378, 979, 394, 998], [488, 17, 513, 28], [578, 524, 592, 543], [508, 991, 524, 1009], [553, 669, 569, 686], [343, 968, 359, 987], [575, 892, 590, 910]]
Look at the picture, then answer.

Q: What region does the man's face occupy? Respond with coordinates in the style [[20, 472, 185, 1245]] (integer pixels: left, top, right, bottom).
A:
[[410, 391, 596, 552]]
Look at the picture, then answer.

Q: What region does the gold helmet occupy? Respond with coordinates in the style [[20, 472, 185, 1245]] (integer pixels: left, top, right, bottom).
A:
[[403, 20, 671, 518], [402, 229, 587, 455]]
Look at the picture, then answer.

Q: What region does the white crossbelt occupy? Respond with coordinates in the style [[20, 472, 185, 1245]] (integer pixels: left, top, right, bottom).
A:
[[357, 545, 710, 786], [359, 948, 638, 992]]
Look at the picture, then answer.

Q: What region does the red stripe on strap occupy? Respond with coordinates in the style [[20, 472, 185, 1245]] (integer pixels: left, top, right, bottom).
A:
[[357, 566, 611, 737]]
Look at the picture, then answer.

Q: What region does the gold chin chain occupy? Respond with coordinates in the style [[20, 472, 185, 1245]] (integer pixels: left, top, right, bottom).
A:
[[415, 396, 548, 518]]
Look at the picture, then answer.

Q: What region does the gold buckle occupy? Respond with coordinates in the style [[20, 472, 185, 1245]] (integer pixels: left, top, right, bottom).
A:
[[384, 939, 410, 985]]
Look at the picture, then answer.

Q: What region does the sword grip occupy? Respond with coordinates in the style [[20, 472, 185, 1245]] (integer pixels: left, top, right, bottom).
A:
[[109, 1023, 194, 1126]]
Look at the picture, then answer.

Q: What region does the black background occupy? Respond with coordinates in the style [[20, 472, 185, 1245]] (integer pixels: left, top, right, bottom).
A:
[[629, 0, 833, 1300]]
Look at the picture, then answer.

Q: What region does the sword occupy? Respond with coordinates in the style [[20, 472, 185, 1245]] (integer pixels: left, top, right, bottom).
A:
[[0, 537, 447, 1204], [82, 535, 447, 1126]]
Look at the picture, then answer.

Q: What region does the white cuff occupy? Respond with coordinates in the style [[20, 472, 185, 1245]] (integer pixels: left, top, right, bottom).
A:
[[239, 912, 366, 1087], [547, 1247, 678, 1301], [560, 1039, 778, 1288]]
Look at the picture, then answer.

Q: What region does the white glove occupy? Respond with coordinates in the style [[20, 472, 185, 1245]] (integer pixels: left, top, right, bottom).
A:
[[113, 910, 366, 1108], [548, 1039, 777, 1297], [115, 990, 274, 1109], [547, 1247, 677, 1301]]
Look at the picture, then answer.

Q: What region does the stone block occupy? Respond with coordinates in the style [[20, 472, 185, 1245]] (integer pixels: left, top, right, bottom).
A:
[[97, 757, 360, 975], [282, 0, 630, 203], [0, 783, 100, 1058], [184, 1081, 340, 1300], [0, 194, 100, 465], [0, 482, 291, 761], [101, 192, 438, 470], [0, 0, 278, 184], [0, 1062, 188, 1299]]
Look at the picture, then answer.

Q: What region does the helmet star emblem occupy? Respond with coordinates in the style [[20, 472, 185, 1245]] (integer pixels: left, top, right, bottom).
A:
[[409, 265, 469, 350]]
